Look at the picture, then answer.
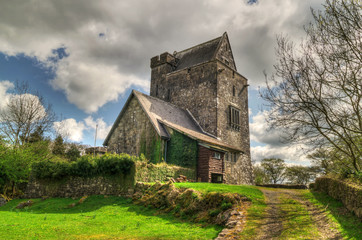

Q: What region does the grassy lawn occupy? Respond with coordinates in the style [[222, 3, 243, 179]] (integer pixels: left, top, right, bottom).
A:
[[174, 182, 264, 203], [303, 190, 362, 240], [0, 195, 222, 240]]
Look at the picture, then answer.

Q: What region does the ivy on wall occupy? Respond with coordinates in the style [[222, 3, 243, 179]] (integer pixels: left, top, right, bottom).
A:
[[139, 131, 163, 164], [166, 129, 198, 168]]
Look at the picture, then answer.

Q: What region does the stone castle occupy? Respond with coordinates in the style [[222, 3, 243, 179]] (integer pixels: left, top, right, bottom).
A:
[[104, 32, 253, 185]]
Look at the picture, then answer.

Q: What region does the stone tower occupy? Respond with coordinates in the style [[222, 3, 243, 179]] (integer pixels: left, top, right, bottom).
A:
[[149, 32, 252, 184]]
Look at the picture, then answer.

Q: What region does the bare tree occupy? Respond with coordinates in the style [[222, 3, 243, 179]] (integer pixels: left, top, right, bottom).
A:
[[261, 0, 361, 172], [0, 82, 55, 146]]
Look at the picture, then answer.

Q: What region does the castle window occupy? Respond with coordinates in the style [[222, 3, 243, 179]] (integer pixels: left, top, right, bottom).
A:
[[225, 59, 229, 66], [233, 71, 235, 78], [187, 68, 191, 73], [156, 84, 158, 97], [233, 153, 238, 162], [232, 86, 236, 96], [229, 106, 240, 130], [213, 152, 221, 160], [166, 89, 170, 101]]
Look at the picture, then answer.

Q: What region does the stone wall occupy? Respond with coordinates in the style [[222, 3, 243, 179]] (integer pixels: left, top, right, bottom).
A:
[[107, 96, 164, 163], [135, 161, 195, 182], [314, 177, 362, 219], [24, 175, 134, 198], [224, 153, 254, 185], [151, 61, 219, 136]]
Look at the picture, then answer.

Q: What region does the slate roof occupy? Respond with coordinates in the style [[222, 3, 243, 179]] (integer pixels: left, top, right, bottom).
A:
[[104, 90, 243, 152], [173, 36, 222, 71]]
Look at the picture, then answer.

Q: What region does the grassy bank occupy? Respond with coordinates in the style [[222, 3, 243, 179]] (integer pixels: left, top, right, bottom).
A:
[[174, 182, 266, 239], [0, 195, 221, 240], [303, 190, 362, 239]]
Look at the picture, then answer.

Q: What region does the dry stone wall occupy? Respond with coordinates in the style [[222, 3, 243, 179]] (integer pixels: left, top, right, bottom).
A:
[[24, 176, 134, 198], [314, 177, 362, 219]]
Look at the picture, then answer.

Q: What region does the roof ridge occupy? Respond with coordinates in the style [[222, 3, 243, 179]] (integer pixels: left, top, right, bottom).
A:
[[133, 90, 191, 115], [175, 35, 222, 56]]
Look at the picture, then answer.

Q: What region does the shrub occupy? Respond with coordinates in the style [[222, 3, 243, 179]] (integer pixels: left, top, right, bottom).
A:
[[221, 202, 233, 210], [208, 209, 221, 217], [31, 153, 135, 180]]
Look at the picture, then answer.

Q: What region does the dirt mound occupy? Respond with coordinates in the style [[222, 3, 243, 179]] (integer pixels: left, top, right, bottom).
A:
[[132, 181, 250, 227]]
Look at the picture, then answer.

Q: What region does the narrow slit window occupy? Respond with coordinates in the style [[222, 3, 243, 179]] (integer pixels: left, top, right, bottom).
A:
[[229, 106, 240, 130]]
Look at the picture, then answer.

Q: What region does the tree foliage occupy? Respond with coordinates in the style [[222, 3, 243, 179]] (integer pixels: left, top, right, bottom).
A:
[[52, 135, 66, 156], [261, 0, 361, 173], [0, 82, 55, 146], [260, 158, 286, 184]]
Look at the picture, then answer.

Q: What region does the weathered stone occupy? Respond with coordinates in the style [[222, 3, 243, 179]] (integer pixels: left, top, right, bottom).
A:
[[24, 176, 132, 199], [16, 200, 33, 209], [0, 197, 6, 207]]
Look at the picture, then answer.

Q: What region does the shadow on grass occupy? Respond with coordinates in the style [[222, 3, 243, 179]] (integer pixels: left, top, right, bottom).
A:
[[308, 190, 362, 239], [0, 195, 222, 232]]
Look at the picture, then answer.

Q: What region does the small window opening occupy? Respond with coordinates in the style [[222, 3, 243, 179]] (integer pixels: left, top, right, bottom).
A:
[[166, 89, 171, 101], [229, 106, 240, 130], [156, 84, 158, 97], [187, 68, 191, 73], [211, 173, 223, 183], [232, 71, 235, 78], [232, 86, 236, 96], [225, 59, 229, 66], [213, 152, 221, 160]]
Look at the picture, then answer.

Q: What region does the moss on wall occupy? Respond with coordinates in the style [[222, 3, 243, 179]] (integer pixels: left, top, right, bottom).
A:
[[135, 161, 195, 182], [139, 131, 163, 164], [166, 128, 198, 169]]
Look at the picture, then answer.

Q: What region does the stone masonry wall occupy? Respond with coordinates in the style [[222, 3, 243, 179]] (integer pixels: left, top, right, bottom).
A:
[[151, 61, 219, 136], [216, 61, 253, 185], [24, 176, 134, 198], [107, 96, 163, 162]]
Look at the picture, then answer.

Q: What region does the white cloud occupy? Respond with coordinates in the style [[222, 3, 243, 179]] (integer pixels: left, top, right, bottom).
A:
[[54, 116, 111, 142], [84, 116, 112, 140], [250, 109, 312, 165], [0, 81, 13, 109], [251, 144, 311, 165], [250, 111, 286, 146], [0, 0, 324, 112], [54, 118, 86, 142]]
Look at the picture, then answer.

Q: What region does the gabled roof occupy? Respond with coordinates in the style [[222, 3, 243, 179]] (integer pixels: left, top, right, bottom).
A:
[[172, 32, 237, 71], [174, 36, 222, 71], [103, 90, 243, 152]]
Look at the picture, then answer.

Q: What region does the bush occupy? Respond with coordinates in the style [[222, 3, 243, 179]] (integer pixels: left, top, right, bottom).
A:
[[32, 153, 135, 180]]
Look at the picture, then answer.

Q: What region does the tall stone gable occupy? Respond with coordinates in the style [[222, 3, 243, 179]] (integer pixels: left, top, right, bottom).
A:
[[149, 32, 253, 184]]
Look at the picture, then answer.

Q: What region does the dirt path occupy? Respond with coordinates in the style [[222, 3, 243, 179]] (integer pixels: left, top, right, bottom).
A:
[[252, 188, 342, 240]]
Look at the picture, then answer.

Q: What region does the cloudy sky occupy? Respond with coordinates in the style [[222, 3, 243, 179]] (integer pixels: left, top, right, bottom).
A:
[[0, 0, 325, 165]]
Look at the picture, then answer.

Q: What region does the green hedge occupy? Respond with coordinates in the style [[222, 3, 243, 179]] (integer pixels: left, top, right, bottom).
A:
[[32, 154, 135, 180], [313, 177, 362, 219]]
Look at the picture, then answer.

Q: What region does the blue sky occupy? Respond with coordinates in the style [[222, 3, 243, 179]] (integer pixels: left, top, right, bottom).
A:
[[0, 0, 324, 165]]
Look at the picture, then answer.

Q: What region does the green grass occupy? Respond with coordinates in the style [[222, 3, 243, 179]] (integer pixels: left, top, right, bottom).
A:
[[303, 190, 362, 240], [174, 182, 266, 239], [0, 195, 222, 240], [174, 182, 264, 203], [278, 194, 319, 239]]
